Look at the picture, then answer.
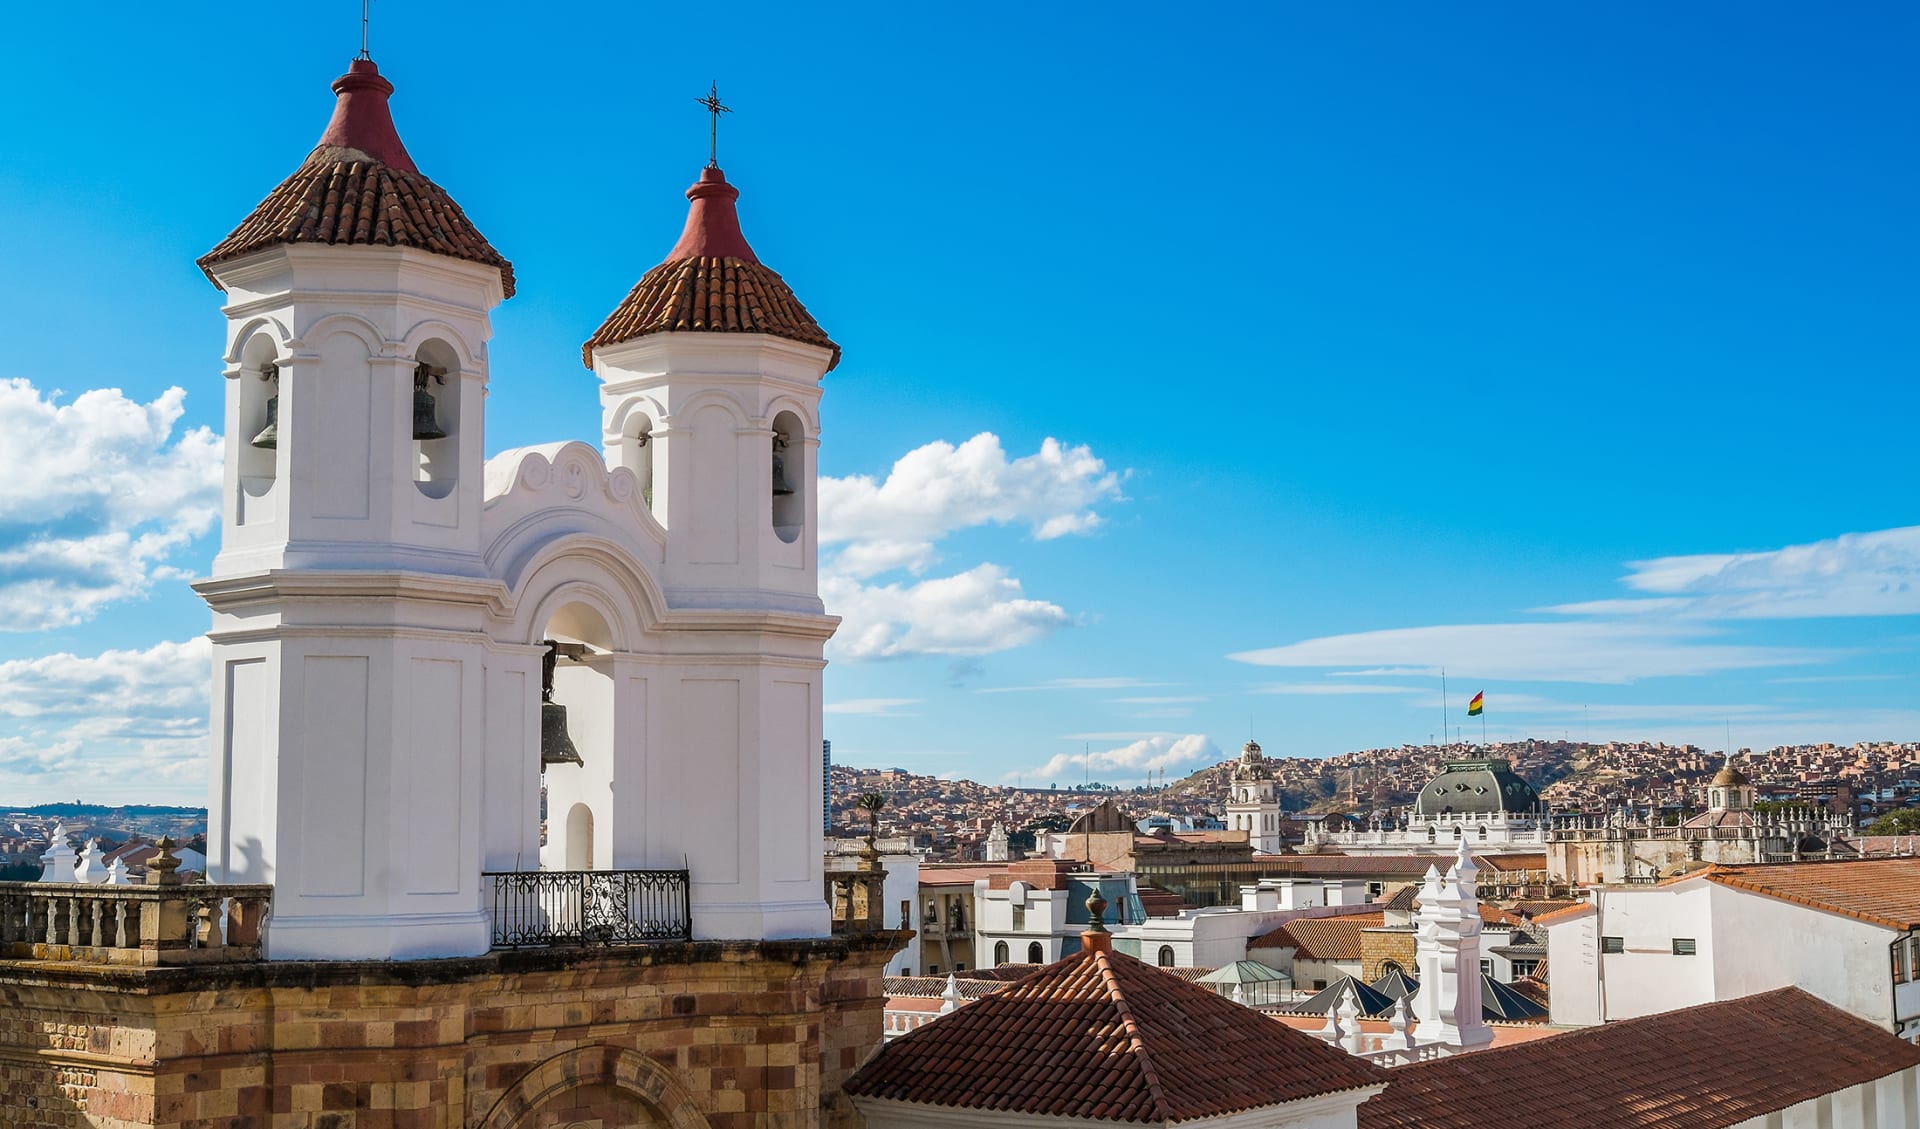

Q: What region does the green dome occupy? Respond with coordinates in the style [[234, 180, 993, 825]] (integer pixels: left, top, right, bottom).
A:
[[1413, 759, 1539, 816]]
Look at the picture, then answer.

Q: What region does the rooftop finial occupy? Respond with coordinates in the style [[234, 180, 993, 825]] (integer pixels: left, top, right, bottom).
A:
[[358, 0, 373, 61], [697, 81, 731, 169]]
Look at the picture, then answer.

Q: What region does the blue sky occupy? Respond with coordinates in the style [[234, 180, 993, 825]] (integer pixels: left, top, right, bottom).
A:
[[0, 3, 1915, 802]]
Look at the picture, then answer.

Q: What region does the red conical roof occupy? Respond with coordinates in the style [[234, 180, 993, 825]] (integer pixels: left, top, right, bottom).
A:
[[198, 59, 514, 297], [582, 166, 836, 369]]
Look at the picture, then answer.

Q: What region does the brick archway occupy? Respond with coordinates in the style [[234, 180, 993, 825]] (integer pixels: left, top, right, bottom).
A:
[[478, 1045, 713, 1129]]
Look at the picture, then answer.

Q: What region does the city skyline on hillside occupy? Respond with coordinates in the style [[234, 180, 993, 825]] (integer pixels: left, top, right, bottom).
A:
[[1, 4, 1917, 803]]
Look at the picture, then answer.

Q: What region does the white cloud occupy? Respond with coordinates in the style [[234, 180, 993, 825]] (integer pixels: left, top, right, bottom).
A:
[[820, 434, 1123, 549], [1548, 525, 1920, 620], [823, 698, 921, 717], [1015, 733, 1219, 785], [1230, 621, 1831, 684], [0, 637, 209, 799], [819, 434, 1124, 660], [1254, 683, 1427, 696], [823, 564, 1072, 659], [1328, 667, 1442, 678], [0, 379, 221, 630], [980, 677, 1172, 694], [1109, 695, 1206, 704]]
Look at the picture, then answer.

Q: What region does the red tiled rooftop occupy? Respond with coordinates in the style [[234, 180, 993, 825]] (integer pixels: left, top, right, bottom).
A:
[[847, 946, 1385, 1122], [582, 167, 837, 369], [918, 864, 1010, 888], [1530, 902, 1593, 927], [1357, 987, 1920, 1129], [199, 60, 513, 297], [1704, 857, 1920, 930], [1250, 913, 1385, 961]]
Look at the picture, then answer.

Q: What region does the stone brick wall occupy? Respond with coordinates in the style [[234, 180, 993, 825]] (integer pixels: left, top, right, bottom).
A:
[[1359, 926, 1415, 984], [0, 932, 905, 1129]]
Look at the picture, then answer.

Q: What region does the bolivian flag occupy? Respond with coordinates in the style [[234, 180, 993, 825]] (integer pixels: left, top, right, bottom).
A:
[[1467, 692, 1484, 716]]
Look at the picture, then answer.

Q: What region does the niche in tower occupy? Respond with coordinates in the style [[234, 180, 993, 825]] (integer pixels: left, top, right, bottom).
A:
[[619, 412, 656, 515], [770, 411, 804, 543], [412, 339, 461, 499], [236, 333, 281, 524]]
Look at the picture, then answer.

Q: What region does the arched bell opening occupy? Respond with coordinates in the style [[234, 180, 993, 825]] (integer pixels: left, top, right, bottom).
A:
[[618, 412, 657, 515], [236, 333, 282, 521], [412, 338, 461, 499], [770, 410, 803, 544], [536, 600, 615, 872]]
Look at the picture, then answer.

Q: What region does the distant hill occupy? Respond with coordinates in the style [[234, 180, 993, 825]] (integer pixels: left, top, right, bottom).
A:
[[5, 803, 205, 818]]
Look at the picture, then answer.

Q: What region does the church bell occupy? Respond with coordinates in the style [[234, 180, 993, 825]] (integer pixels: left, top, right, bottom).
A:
[[249, 364, 280, 449], [770, 435, 795, 496], [540, 702, 584, 767], [250, 394, 280, 450], [539, 639, 585, 768], [412, 363, 447, 441]]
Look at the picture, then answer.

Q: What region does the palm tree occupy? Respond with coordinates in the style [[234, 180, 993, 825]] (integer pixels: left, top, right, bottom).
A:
[[857, 792, 887, 849]]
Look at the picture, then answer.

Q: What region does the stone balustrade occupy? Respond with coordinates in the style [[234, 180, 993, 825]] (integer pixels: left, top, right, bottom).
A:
[[0, 883, 271, 966]]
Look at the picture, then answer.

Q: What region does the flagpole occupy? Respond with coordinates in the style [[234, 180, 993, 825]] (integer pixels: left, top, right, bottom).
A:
[[1440, 668, 1448, 752]]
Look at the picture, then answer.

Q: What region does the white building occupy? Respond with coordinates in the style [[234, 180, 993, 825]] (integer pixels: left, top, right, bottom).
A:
[[191, 58, 837, 959], [1225, 740, 1285, 855], [1310, 759, 1549, 855], [1119, 879, 1370, 970], [1542, 857, 1920, 1037], [1547, 756, 1854, 885], [974, 860, 1141, 966]]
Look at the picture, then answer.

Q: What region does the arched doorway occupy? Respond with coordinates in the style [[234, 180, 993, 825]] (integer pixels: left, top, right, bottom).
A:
[[1157, 946, 1176, 967], [477, 1045, 713, 1129]]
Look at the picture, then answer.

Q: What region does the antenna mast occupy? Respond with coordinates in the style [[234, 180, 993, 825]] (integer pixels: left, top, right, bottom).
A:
[[359, 0, 372, 60]]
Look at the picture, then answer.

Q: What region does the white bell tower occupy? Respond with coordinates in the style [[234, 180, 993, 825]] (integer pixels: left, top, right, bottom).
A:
[[581, 163, 839, 940], [1225, 740, 1284, 855], [193, 58, 514, 959]]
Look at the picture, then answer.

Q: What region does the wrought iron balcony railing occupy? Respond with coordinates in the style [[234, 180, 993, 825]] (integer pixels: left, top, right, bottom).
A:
[[483, 869, 691, 948]]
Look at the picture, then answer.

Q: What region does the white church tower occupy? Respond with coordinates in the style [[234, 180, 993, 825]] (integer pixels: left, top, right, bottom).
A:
[[192, 57, 837, 960], [1225, 740, 1284, 855], [194, 58, 513, 960]]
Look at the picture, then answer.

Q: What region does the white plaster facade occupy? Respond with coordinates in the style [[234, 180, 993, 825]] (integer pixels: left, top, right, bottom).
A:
[[855, 1089, 1378, 1129], [1116, 883, 1353, 970], [197, 214, 836, 959], [1544, 877, 1920, 1036], [975, 874, 1140, 966]]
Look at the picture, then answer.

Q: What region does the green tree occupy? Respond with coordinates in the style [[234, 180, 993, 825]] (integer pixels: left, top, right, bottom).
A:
[[1866, 809, 1920, 836], [856, 792, 888, 847]]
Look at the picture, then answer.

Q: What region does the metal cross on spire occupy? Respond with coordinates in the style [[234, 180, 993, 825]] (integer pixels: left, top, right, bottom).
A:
[[696, 82, 731, 169], [358, 0, 373, 60]]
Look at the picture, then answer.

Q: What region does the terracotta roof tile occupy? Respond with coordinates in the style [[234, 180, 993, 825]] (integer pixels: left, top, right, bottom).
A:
[[583, 167, 837, 369], [198, 60, 512, 297], [1704, 857, 1920, 930], [848, 947, 1385, 1122], [1530, 902, 1593, 927], [1358, 987, 1920, 1129], [1250, 913, 1384, 961]]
